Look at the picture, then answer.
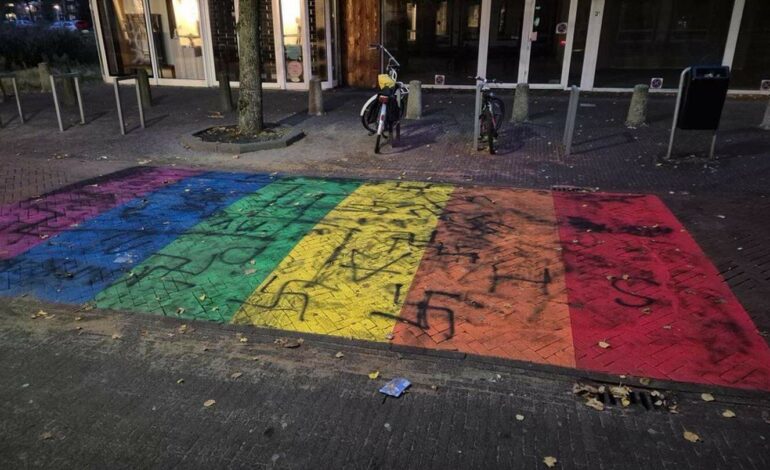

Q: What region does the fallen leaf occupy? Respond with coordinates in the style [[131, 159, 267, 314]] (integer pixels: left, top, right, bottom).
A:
[[683, 431, 701, 442], [515, 414, 525, 421], [701, 393, 715, 402], [335, 351, 345, 358], [176, 307, 185, 315], [40, 431, 54, 440], [721, 409, 736, 418], [203, 399, 216, 407], [230, 372, 243, 380], [598, 341, 610, 349], [368, 370, 380, 380], [111, 333, 122, 340], [178, 324, 188, 334], [543, 456, 558, 467], [239, 336, 248, 343], [176, 378, 185, 384], [198, 294, 207, 301], [621, 397, 631, 407], [585, 397, 605, 411], [385, 333, 395, 340], [639, 378, 651, 386]]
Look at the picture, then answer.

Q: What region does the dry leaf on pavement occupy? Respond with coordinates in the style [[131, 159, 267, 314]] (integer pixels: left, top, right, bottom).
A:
[[515, 414, 525, 421], [683, 431, 701, 442], [598, 341, 610, 349], [543, 456, 558, 467], [701, 393, 715, 402], [203, 399, 216, 408], [585, 397, 605, 411], [111, 333, 122, 340], [721, 409, 736, 418], [368, 371, 380, 380], [230, 372, 243, 380], [335, 351, 345, 358]]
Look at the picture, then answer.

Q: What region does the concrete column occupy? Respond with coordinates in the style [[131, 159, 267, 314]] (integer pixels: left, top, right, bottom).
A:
[[218, 71, 234, 112], [511, 84, 529, 123], [308, 77, 324, 116], [406, 80, 422, 119], [625, 84, 649, 128], [136, 68, 153, 108], [760, 97, 770, 130], [38, 63, 52, 92]]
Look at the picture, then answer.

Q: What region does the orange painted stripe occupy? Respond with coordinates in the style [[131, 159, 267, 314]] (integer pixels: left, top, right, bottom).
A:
[[392, 188, 575, 367]]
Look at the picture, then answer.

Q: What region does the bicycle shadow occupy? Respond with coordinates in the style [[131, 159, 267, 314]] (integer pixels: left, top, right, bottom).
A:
[[491, 124, 542, 155], [384, 119, 444, 154]]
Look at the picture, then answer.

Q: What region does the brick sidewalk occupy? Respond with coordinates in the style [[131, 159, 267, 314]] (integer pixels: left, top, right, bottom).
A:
[[2, 167, 769, 392]]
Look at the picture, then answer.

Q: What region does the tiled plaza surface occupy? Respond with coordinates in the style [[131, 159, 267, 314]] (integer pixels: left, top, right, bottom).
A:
[[1, 166, 769, 391]]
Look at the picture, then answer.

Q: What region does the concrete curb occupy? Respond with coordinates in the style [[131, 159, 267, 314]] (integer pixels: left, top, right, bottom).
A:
[[181, 125, 305, 154]]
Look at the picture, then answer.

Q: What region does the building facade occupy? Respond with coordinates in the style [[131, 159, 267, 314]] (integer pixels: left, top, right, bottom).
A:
[[88, 0, 770, 93]]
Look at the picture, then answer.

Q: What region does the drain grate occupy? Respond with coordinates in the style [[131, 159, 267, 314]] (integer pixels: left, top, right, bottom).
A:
[[550, 185, 598, 193], [573, 381, 674, 412]]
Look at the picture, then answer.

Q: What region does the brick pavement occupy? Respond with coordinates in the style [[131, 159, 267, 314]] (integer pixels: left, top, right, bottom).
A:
[[1, 167, 769, 392], [0, 299, 768, 469]]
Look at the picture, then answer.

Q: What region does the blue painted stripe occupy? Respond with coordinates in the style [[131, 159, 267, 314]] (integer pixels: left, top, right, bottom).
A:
[[0, 172, 274, 304]]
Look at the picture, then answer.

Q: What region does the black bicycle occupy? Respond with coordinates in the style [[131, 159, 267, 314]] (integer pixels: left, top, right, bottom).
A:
[[475, 76, 505, 154]]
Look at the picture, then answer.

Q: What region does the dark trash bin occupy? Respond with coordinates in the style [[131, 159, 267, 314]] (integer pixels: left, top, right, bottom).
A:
[[676, 66, 730, 131]]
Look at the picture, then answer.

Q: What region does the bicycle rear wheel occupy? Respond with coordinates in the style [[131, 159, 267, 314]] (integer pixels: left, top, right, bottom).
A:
[[489, 96, 505, 133], [361, 99, 379, 133]]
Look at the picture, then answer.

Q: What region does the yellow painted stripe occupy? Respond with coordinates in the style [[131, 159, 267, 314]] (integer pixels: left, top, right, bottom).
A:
[[233, 181, 453, 341]]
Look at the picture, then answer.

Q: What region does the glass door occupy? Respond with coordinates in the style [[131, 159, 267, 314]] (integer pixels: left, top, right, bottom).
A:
[[526, 0, 572, 84], [280, 0, 307, 87]]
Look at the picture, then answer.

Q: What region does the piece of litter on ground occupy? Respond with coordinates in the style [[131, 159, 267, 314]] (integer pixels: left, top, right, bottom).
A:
[[176, 378, 184, 384], [379, 377, 411, 398], [515, 414, 525, 421], [598, 341, 610, 349], [683, 430, 701, 442], [543, 456, 558, 467], [40, 431, 54, 440], [111, 333, 122, 340], [701, 393, 715, 402], [384, 423, 392, 432], [368, 371, 380, 380], [203, 399, 216, 407], [385, 333, 395, 340], [334, 351, 344, 358]]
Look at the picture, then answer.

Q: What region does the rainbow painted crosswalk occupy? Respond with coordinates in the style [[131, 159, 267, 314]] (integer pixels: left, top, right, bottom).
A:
[[2, 167, 769, 391]]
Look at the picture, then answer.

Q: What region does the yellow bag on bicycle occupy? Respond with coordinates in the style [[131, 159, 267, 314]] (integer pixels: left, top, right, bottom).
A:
[[378, 74, 396, 90]]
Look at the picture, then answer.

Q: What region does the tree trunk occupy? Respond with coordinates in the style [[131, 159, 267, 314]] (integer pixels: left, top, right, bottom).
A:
[[238, 0, 264, 134]]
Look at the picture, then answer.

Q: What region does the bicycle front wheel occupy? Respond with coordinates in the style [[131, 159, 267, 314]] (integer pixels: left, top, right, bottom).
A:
[[489, 96, 505, 132]]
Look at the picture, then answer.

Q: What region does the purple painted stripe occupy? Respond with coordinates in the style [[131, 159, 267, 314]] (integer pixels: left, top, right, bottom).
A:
[[0, 167, 200, 260]]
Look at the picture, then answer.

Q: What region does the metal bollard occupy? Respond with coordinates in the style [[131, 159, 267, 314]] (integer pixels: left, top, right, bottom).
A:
[[760, 96, 770, 131], [0, 72, 24, 126], [50, 73, 85, 132], [473, 82, 482, 151], [562, 86, 580, 158], [113, 75, 145, 135]]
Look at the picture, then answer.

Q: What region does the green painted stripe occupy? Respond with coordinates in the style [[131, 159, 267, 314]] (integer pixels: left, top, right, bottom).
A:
[[95, 177, 361, 322]]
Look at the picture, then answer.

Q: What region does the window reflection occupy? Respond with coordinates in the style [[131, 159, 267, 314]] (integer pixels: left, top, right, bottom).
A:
[[149, 0, 204, 79], [96, 0, 153, 76], [383, 0, 481, 86]]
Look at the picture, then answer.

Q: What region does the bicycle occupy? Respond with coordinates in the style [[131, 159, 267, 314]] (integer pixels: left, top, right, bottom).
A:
[[474, 76, 505, 155], [360, 44, 409, 154]]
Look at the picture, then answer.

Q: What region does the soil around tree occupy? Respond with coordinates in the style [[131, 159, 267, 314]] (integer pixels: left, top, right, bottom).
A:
[[182, 124, 304, 154], [195, 124, 288, 144]]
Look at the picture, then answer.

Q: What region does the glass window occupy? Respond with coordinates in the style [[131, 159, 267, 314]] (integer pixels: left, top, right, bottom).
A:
[[731, 0, 770, 90], [594, 0, 734, 88], [383, 0, 481, 86], [210, 0, 278, 83], [96, 0, 154, 76], [309, 0, 328, 81], [567, 0, 591, 86], [486, 0, 525, 83], [528, 0, 572, 84], [148, 0, 205, 80]]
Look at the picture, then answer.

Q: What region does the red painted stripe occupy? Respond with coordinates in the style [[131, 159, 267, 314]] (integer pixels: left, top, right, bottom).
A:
[[554, 192, 770, 391]]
